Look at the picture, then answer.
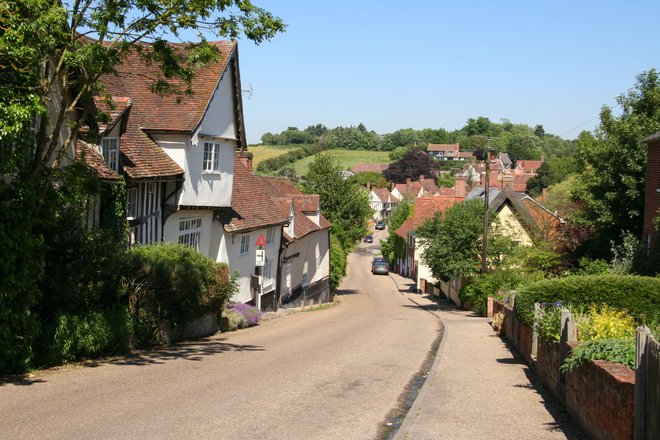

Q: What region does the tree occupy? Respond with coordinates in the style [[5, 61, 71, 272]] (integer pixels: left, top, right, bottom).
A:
[[379, 197, 413, 264], [348, 171, 388, 189], [416, 199, 502, 281], [526, 156, 580, 196], [301, 153, 371, 249], [574, 70, 660, 247], [383, 147, 436, 183], [0, 0, 284, 374]]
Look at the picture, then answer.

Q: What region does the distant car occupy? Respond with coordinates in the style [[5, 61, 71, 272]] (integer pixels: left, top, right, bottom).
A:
[[371, 260, 389, 275], [364, 235, 374, 243], [371, 257, 386, 265], [375, 220, 386, 230]]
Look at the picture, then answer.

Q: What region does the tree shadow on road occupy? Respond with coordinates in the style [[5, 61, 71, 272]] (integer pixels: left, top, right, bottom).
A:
[[335, 288, 360, 296], [0, 375, 47, 387], [496, 340, 587, 439]]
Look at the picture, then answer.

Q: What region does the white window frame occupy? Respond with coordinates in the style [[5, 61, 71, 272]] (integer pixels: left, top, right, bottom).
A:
[[240, 234, 250, 255], [263, 258, 273, 288], [102, 137, 119, 172], [203, 142, 222, 173], [266, 226, 275, 245], [178, 217, 202, 251], [126, 187, 138, 220]]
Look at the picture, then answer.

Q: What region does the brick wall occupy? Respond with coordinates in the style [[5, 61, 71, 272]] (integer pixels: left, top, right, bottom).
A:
[[644, 138, 660, 248], [566, 360, 635, 440], [536, 340, 561, 397]]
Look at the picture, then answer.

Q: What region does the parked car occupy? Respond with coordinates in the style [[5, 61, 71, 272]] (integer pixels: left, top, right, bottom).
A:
[[371, 260, 389, 275], [364, 235, 374, 243], [375, 220, 386, 230], [371, 257, 386, 265]]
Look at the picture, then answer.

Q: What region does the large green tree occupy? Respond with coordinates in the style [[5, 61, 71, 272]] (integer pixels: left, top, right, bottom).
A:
[[301, 153, 371, 249], [574, 69, 660, 246], [416, 199, 503, 281]]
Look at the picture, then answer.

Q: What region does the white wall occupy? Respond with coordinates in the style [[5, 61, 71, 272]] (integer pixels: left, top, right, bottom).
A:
[[153, 133, 235, 208], [196, 64, 238, 140], [369, 191, 383, 220], [416, 241, 436, 292], [163, 209, 215, 257], [280, 230, 329, 293], [223, 226, 282, 304]]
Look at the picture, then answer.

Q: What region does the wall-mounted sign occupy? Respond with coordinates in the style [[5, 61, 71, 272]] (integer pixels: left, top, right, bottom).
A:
[[255, 249, 266, 266]]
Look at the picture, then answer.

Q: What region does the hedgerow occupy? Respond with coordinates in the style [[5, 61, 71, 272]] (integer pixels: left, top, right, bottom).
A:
[[515, 274, 660, 326]]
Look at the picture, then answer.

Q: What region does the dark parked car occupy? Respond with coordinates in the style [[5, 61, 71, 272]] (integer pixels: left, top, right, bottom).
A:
[[371, 257, 386, 265], [371, 260, 389, 275], [375, 220, 386, 230], [364, 235, 374, 243]]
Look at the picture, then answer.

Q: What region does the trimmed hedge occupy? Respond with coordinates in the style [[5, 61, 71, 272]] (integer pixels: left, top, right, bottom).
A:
[[515, 274, 660, 326], [460, 269, 544, 315], [123, 243, 233, 345]]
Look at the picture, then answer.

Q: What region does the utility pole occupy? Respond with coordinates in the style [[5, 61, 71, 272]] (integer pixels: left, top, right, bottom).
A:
[[481, 139, 492, 274]]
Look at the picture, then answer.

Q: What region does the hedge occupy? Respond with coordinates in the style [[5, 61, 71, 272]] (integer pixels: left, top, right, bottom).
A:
[[460, 269, 544, 315], [514, 274, 660, 326], [123, 243, 233, 345]]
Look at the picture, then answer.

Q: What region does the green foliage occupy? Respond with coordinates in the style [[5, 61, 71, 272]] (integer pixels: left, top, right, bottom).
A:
[[38, 308, 132, 365], [380, 197, 413, 264], [514, 274, 660, 327], [302, 154, 371, 249], [436, 173, 455, 188], [221, 308, 243, 332], [322, 125, 383, 150], [256, 144, 319, 173], [383, 147, 436, 184], [561, 338, 636, 372], [329, 234, 347, 292], [416, 199, 503, 281], [575, 70, 660, 246], [571, 257, 611, 275], [123, 243, 233, 345], [526, 156, 580, 196], [460, 269, 544, 315], [578, 304, 637, 341], [535, 304, 564, 342], [348, 171, 388, 188], [508, 245, 563, 274]]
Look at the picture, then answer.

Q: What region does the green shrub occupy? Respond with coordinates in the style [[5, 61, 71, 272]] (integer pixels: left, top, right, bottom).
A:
[[221, 309, 243, 332], [459, 269, 544, 315], [535, 303, 566, 342], [329, 234, 347, 292], [123, 243, 233, 345], [572, 257, 610, 275], [578, 304, 636, 341], [561, 338, 636, 372], [38, 308, 132, 365], [514, 274, 660, 326]]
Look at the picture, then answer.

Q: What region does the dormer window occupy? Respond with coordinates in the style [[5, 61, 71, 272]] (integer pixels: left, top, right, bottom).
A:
[[203, 142, 221, 173], [102, 137, 119, 171]]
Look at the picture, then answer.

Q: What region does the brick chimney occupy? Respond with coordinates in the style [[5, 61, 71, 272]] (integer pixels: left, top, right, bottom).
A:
[[237, 151, 253, 172], [406, 177, 411, 184], [454, 174, 466, 198], [419, 174, 425, 181]]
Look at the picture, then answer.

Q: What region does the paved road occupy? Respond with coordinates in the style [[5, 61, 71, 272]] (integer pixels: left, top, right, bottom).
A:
[[0, 231, 440, 439]]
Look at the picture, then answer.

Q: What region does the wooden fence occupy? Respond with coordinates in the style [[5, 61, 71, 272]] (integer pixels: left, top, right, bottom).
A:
[[635, 326, 659, 440]]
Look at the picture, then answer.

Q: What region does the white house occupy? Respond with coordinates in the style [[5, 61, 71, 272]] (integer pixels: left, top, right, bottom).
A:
[[368, 187, 399, 221], [259, 176, 332, 308]]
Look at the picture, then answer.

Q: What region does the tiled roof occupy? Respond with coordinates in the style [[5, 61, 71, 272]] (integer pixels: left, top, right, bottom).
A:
[[219, 157, 289, 232], [98, 40, 237, 179], [101, 41, 236, 132], [372, 187, 392, 203], [395, 196, 461, 238], [94, 96, 131, 134], [517, 160, 542, 173], [458, 151, 474, 159], [258, 175, 331, 239], [393, 181, 422, 198], [75, 140, 121, 181], [352, 163, 389, 173], [420, 177, 440, 196], [428, 143, 460, 153]]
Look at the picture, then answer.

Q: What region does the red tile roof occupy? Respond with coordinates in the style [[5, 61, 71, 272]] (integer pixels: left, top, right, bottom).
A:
[[352, 163, 389, 173], [392, 181, 423, 198], [427, 143, 460, 152], [75, 140, 121, 181], [372, 187, 393, 203], [395, 196, 462, 238], [258, 175, 331, 239], [517, 160, 542, 173], [98, 40, 238, 179], [220, 157, 289, 232]]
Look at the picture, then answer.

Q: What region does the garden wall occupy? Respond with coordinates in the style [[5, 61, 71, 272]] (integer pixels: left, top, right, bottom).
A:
[[488, 297, 636, 440]]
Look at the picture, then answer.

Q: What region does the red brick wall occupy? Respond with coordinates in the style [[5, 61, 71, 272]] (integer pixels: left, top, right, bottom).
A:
[[644, 138, 660, 248], [566, 360, 635, 440], [537, 340, 561, 397]]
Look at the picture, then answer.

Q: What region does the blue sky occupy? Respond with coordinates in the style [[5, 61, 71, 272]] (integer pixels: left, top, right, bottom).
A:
[[235, 1, 660, 144]]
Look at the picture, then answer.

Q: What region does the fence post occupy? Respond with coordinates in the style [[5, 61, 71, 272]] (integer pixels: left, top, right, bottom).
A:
[[531, 303, 540, 359], [558, 308, 577, 403], [634, 326, 647, 440]]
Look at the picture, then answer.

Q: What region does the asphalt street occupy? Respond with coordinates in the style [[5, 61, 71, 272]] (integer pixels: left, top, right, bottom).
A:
[[0, 226, 440, 439]]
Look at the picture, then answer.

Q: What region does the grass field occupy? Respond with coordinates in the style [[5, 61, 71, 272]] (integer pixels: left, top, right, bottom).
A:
[[293, 149, 391, 176], [247, 144, 297, 168]]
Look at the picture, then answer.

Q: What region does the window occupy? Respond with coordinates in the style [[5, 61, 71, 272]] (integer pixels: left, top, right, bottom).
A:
[[203, 142, 221, 172], [102, 137, 119, 171], [302, 261, 309, 287], [178, 217, 202, 250], [266, 227, 275, 245], [127, 188, 137, 219], [263, 258, 273, 288], [240, 234, 250, 255]]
